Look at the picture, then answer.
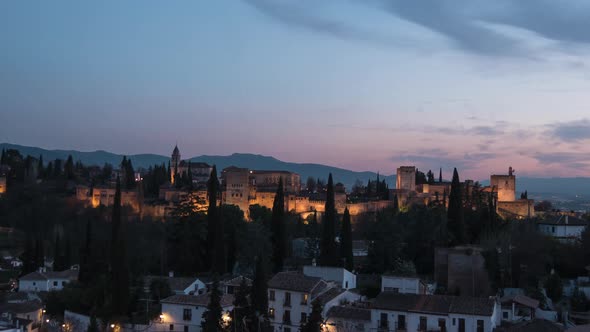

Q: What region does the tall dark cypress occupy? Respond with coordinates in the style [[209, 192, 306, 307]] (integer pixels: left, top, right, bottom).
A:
[[187, 161, 193, 189], [53, 233, 62, 271], [37, 155, 44, 179], [34, 238, 44, 271], [393, 194, 399, 213], [250, 257, 268, 320], [319, 174, 337, 266], [340, 207, 353, 271], [110, 177, 129, 316], [270, 178, 285, 273], [78, 219, 93, 284], [0, 149, 5, 165], [447, 168, 465, 246], [201, 276, 223, 332], [207, 166, 225, 273]]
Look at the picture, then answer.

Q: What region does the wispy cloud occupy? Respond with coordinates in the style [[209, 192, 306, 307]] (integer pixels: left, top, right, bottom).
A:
[[549, 119, 590, 141]]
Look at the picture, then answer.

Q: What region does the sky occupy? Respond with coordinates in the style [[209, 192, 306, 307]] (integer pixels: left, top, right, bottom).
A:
[[2, 0, 590, 180]]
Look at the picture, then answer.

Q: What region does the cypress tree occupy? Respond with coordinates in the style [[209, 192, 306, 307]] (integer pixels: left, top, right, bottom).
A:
[[110, 177, 129, 316], [201, 276, 223, 332], [447, 168, 465, 246], [230, 278, 250, 332], [167, 161, 171, 183], [301, 299, 323, 332], [319, 174, 338, 266], [64, 236, 71, 270], [270, 178, 285, 273], [250, 257, 268, 327], [207, 166, 225, 273], [393, 194, 399, 213], [340, 207, 353, 271], [34, 238, 44, 271], [0, 149, 5, 165], [439, 168, 443, 183], [65, 155, 75, 180], [21, 235, 35, 275], [187, 162, 193, 189], [79, 219, 93, 284], [37, 155, 44, 179], [53, 233, 62, 271], [87, 315, 99, 332], [53, 159, 62, 178]]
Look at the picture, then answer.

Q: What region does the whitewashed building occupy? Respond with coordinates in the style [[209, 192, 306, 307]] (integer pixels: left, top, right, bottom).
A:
[[538, 215, 588, 242], [325, 305, 371, 332], [267, 272, 362, 332], [303, 266, 356, 289], [381, 275, 428, 294], [371, 292, 501, 332], [156, 293, 234, 332], [144, 274, 206, 295], [18, 269, 78, 292]]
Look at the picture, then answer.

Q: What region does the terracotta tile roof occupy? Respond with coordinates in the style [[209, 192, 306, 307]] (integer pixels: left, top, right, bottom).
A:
[[372, 292, 495, 317], [496, 319, 564, 332], [327, 306, 371, 321], [161, 293, 234, 307], [268, 272, 326, 293], [500, 294, 539, 309], [223, 276, 252, 288], [19, 270, 78, 281], [0, 300, 42, 314], [538, 215, 589, 226], [315, 288, 345, 305], [144, 276, 201, 293]]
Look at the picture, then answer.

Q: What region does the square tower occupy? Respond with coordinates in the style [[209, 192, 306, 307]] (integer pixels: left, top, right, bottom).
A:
[[396, 166, 416, 192]]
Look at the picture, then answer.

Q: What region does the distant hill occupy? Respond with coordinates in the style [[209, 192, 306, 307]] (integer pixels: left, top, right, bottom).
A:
[[0, 143, 392, 189], [3, 143, 590, 196]]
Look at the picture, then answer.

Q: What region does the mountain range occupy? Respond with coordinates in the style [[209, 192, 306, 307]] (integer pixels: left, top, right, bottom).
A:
[[2, 143, 590, 197]]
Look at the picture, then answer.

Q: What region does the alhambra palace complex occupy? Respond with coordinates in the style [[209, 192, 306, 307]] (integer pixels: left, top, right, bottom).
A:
[[75, 146, 535, 220]]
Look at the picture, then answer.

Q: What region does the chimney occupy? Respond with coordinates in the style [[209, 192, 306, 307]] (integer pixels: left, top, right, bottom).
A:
[[169, 271, 174, 278]]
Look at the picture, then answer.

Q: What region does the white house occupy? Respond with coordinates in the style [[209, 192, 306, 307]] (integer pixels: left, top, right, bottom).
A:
[[18, 269, 78, 292], [222, 276, 252, 295], [371, 292, 501, 332], [325, 305, 372, 332], [267, 272, 362, 332], [0, 300, 43, 327], [538, 215, 588, 242], [303, 265, 356, 289], [381, 275, 428, 294], [144, 274, 206, 295], [500, 294, 539, 322], [156, 293, 234, 332]]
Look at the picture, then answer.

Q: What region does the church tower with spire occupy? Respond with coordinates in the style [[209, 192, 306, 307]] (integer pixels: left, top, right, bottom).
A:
[[171, 145, 181, 183]]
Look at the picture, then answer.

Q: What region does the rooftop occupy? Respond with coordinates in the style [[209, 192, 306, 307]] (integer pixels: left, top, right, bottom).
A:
[[327, 305, 371, 321], [161, 293, 234, 307], [538, 215, 589, 226], [268, 272, 326, 293], [144, 276, 201, 293], [0, 300, 42, 314], [500, 294, 539, 309], [495, 319, 564, 332], [19, 269, 78, 281], [372, 292, 495, 317]]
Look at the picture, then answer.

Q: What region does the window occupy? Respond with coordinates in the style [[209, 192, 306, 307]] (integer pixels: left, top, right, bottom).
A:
[[438, 318, 446, 332], [284, 292, 291, 306], [183, 309, 192, 321], [477, 320, 484, 332], [53, 281, 58, 286], [552, 226, 556, 233], [62, 281, 66, 286], [452, 318, 456, 325], [397, 315, 406, 330], [269, 290, 275, 301], [184, 326, 189, 332], [269, 308, 275, 318], [227, 286, 234, 294], [33, 282, 36, 286], [503, 311, 509, 319], [300, 313, 307, 324], [380, 313, 388, 328], [419, 316, 427, 331], [169, 324, 174, 331], [458, 318, 465, 332], [283, 310, 291, 324], [284, 328, 291, 332], [301, 293, 309, 305], [345, 281, 349, 288]]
